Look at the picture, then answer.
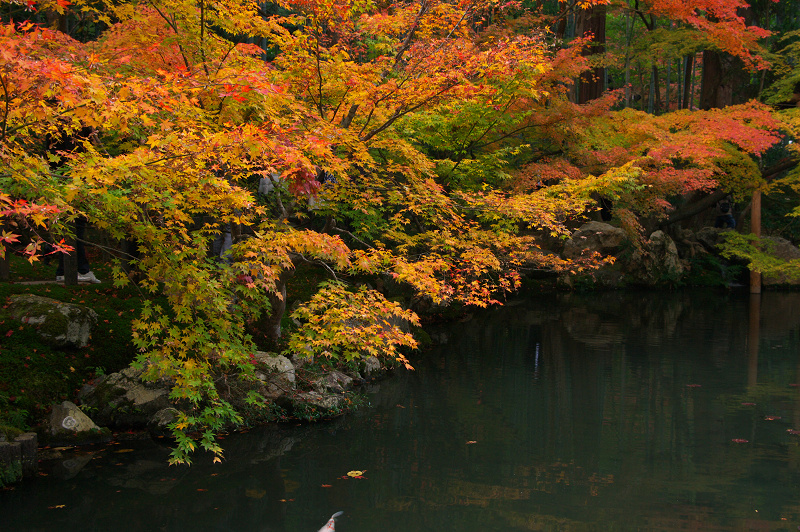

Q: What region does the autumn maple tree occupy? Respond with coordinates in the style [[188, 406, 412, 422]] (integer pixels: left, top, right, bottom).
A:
[[0, 0, 611, 462]]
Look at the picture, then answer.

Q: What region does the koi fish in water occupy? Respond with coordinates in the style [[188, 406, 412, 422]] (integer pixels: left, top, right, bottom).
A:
[[318, 511, 344, 532]]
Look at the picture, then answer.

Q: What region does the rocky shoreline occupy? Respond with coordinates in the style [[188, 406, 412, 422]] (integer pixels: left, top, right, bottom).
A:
[[4, 221, 800, 486], [0, 349, 391, 486]]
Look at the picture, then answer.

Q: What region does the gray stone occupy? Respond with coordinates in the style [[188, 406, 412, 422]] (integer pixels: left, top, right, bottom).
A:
[[763, 236, 800, 286], [50, 401, 101, 435], [253, 352, 295, 396], [626, 230, 685, 285], [8, 294, 98, 348], [674, 229, 708, 259], [148, 408, 179, 435], [361, 356, 383, 378], [563, 222, 628, 259], [293, 391, 346, 412], [695, 226, 728, 251], [314, 371, 354, 394], [79, 365, 172, 428]]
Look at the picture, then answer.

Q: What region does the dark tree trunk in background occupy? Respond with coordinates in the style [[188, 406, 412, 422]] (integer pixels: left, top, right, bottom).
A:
[[682, 54, 694, 109], [258, 269, 295, 344], [700, 6, 758, 110], [575, 4, 607, 104], [0, 244, 9, 281]]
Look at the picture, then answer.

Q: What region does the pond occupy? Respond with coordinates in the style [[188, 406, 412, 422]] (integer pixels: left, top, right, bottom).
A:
[[3, 290, 800, 531]]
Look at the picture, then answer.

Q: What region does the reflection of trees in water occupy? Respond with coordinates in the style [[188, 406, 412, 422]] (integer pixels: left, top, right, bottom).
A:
[[2, 430, 294, 532], [374, 291, 800, 530], [7, 292, 800, 531]]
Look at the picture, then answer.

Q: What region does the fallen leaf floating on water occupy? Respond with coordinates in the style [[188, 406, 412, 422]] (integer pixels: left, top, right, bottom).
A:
[[787, 429, 800, 435], [48, 505, 66, 509], [741, 402, 756, 406], [321, 484, 332, 488], [765, 416, 782, 421], [731, 439, 749, 443], [686, 384, 701, 388], [466, 441, 477, 445], [346, 470, 366, 478]]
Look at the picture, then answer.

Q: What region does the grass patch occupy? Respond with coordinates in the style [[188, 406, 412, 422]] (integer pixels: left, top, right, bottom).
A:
[[0, 252, 144, 433]]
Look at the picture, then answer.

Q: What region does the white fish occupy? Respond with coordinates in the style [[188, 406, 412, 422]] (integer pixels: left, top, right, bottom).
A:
[[317, 511, 344, 532]]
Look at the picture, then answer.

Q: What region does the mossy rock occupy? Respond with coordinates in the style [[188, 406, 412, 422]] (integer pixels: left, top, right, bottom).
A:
[[8, 294, 98, 348]]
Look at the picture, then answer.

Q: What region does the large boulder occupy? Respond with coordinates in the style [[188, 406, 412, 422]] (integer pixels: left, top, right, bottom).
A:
[[695, 226, 730, 252], [286, 391, 347, 418], [7, 294, 98, 348], [253, 352, 296, 397], [626, 230, 685, 285], [762, 236, 800, 286], [45, 401, 110, 445], [360, 356, 385, 379], [561, 224, 686, 288], [563, 222, 628, 260], [79, 366, 173, 428], [314, 370, 354, 394]]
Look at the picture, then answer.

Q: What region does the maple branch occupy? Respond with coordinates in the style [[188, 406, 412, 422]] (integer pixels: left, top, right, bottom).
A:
[[199, 0, 210, 77], [762, 157, 799, 181], [355, 2, 474, 138], [333, 227, 374, 250], [4, 103, 90, 138], [293, 252, 340, 280], [147, 0, 192, 71], [0, 73, 9, 141], [659, 189, 727, 227], [392, 0, 430, 71], [359, 83, 458, 142], [340, 104, 359, 129], [449, 95, 522, 165], [659, 157, 799, 228], [313, 22, 326, 118], [216, 42, 237, 76]]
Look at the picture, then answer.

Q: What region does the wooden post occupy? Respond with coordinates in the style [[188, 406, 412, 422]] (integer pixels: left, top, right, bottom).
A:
[[750, 188, 762, 294]]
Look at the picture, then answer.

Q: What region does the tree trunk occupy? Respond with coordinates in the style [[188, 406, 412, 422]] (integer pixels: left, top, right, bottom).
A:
[[623, 9, 635, 108], [0, 244, 9, 281], [575, 4, 607, 104], [699, 50, 725, 110], [682, 54, 694, 109], [258, 269, 295, 344]]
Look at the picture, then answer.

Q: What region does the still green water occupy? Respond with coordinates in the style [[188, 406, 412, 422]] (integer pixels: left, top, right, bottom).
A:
[[3, 290, 800, 531]]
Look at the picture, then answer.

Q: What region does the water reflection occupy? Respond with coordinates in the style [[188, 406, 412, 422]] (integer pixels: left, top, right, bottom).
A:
[[3, 290, 800, 531]]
